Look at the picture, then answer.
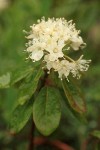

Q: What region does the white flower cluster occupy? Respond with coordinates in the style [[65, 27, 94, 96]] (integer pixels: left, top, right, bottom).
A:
[[25, 17, 91, 80]]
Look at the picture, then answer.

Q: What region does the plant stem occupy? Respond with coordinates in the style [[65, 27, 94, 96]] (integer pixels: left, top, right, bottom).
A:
[[28, 120, 35, 150], [64, 55, 74, 62]]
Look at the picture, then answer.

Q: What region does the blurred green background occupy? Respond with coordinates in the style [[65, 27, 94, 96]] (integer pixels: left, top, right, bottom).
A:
[[0, 0, 100, 149]]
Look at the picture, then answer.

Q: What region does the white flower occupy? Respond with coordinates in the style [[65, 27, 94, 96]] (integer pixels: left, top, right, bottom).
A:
[[56, 60, 71, 79], [76, 55, 91, 73], [44, 57, 72, 79], [70, 55, 91, 78], [25, 17, 91, 80], [70, 36, 85, 50], [30, 50, 43, 61], [26, 17, 85, 61]]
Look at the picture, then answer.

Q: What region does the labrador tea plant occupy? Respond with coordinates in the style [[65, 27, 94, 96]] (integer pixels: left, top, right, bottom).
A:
[[0, 17, 91, 136]]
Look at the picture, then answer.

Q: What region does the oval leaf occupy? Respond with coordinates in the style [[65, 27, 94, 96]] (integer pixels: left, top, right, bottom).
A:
[[10, 66, 34, 85], [18, 68, 43, 105], [33, 86, 61, 136], [62, 79, 86, 114], [10, 99, 33, 133]]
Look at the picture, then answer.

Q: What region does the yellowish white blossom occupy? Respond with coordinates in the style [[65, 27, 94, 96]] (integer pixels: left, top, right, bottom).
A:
[[70, 55, 91, 79], [44, 55, 91, 80], [25, 17, 91, 80]]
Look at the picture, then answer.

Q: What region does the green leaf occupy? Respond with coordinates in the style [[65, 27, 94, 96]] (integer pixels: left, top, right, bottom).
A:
[[91, 130, 100, 139], [10, 99, 33, 133], [0, 65, 34, 89], [10, 65, 34, 85], [0, 73, 10, 88], [18, 68, 43, 105], [62, 79, 86, 114], [33, 86, 61, 136], [60, 89, 87, 123]]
